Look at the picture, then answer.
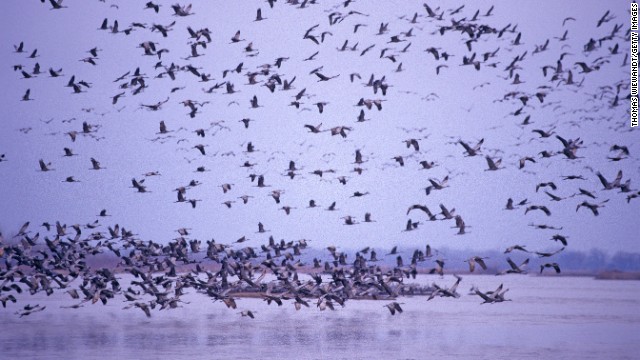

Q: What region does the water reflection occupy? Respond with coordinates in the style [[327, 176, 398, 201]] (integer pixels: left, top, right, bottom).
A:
[[0, 276, 638, 359]]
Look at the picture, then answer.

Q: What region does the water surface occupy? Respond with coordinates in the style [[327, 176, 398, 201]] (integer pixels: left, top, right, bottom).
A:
[[1, 275, 638, 359]]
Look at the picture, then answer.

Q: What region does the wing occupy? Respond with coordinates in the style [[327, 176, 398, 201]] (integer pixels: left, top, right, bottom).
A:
[[555, 135, 569, 147], [459, 141, 473, 153], [485, 156, 496, 169]]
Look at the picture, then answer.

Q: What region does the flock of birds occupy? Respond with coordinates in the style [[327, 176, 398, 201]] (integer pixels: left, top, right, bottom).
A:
[[0, 221, 514, 318], [0, 0, 636, 318]]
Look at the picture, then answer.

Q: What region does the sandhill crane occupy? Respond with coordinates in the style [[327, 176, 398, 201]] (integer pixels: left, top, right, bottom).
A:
[[403, 139, 420, 151], [454, 215, 466, 235], [0, 294, 17, 308], [497, 258, 529, 275], [342, 216, 356, 225], [439, 204, 455, 220], [171, 3, 193, 16], [238, 195, 253, 204], [383, 246, 398, 257], [13, 221, 30, 238], [48, 0, 67, 10], [28, 49, 38, 59], [175, 187, 187, 203], [315, 72, 339, 82], [240, 310, 255, 318], [304, 123, 323, 133], [240, 118, 254, 129], [435, 64, 448, 75], [38, 159, 53, 172], [21, 89, 33, 101], [406, 204, 437, 221], [62, 176, 80, 183], [354, 149, 365, 164], [403, 219, 420, 231], [539, 150, 555, 158], [549, 234, 568, 246], [428, 258, 445, 276], [131, 178, 147, 193], [428, 274, 462, 300], [544, 191, 566, 202], [111, 92, 125, 105], [90, 158, 103, 170], [314, 102, 329, 113], [250, 95, 261, 108], [280, 206, 295, 215], [351, 191, 369, 197], [356, 109, 369, 122], [554, 135, 583, 159], [377, 22, 389, 35], [109, 20, 120, 34], [536, 182, 557, 192], [16, 304, 46, 317], [329, 126, 351, 138], [536, 247, 565, 258], [473, 284, 510, 303], [145, 1, 160, 12], [419, 160, 436, 169], [126, 302, 151, 317], [425, 175, 449, 195], [525, 205, 551, 216], [532, 128, 555, 138], [511, 73, 524, 84], [141, 97, 169, 111], [392, 156, 404, 166], [596, 170, 622, 190], [505, 198, 516, 210], [504, 245, 529, 254], [364, 213, 375, 222], [596, 10, 614, 27], [540, 263, 561, 274], [458, 139, 484, 156], [221, 183, 233, 193], [230, 30, 245, 43], [384, 302, 403, 315], [336, 176, 348, 185], [98, 18, 108, 30], [576, 200, 609, 216], [256, 175, 269, 188], [424, 245, 434, 259], [14, 41, 24, 53], [485, 156, 502, 171], [270, 190, 283, 203], [465, 257, 488, 272], [610, 144, 630, 155]]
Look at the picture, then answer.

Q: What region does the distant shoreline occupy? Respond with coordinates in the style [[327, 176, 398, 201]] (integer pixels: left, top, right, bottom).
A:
[[19, 260, 640, 280], [594, 271, 640, 280]]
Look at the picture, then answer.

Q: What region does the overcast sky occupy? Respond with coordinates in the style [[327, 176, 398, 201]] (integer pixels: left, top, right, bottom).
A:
[[0, 0, 636, 255]]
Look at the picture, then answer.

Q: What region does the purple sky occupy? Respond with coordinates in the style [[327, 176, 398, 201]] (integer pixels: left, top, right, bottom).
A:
[[0, 0, 637, 254]]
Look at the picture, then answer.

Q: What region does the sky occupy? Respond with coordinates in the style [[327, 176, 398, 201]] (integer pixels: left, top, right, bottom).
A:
[[0, 0, 637, 255]]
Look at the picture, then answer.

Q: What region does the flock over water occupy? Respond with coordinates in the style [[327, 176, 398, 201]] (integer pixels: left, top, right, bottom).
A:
[[0, 0, 636, 318]]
